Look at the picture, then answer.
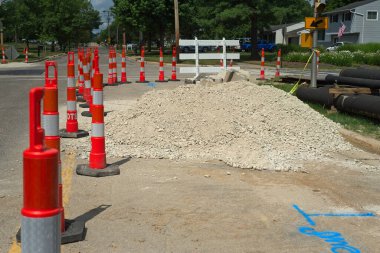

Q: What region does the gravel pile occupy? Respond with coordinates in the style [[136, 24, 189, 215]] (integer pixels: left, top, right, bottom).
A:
[[64, 80, 354, 171]]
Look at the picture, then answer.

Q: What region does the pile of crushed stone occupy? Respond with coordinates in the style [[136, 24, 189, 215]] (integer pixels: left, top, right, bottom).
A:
[[64, 80, 354, 171]]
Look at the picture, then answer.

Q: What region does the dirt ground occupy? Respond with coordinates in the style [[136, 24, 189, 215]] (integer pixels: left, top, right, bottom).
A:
[[61, 148, 380, 253], [59, 77, 380, 253]]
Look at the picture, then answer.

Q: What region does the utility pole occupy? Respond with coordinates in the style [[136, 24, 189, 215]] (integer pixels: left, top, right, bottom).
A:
[[311, 0, 326, 88], [310, 1, 318, 88], [174, 0, 180, 59], [103, 10, 112, 45]]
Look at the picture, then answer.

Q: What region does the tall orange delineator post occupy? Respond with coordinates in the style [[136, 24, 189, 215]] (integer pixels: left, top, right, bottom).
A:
[[275, 49, 281, 78], [21, 87, 61, 253], [169, 46, 179, 81], [112, 49, 117, 84], [77, 49, 86, 103], [218, 47, 223, 67], [120, 45, 130, 84], [107, 48, 114, 85], [76, 70, 120, 177], [24, 48, 29, 63], [60, 52, 89, 138], [43, 61, 86, 244], [2, 47, 7, 64], [79, 56, 91, 109], [136, 46, 149, 83], [258, 48, 266, 80], [156, 47, 168, 82]]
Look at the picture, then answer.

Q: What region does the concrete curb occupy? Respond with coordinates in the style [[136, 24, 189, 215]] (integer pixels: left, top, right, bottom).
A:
[[339, 128, 380, 155], [27, 53, 67, 63]]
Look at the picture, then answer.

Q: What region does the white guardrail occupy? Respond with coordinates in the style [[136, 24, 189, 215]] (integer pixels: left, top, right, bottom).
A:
[[179, 37, 240, 77]]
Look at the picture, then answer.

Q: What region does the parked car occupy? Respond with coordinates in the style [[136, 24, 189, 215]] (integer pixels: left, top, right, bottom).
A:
[[241, 40, 277, 52], [180, 45, 213, 53], [326, 42, 351, 52]]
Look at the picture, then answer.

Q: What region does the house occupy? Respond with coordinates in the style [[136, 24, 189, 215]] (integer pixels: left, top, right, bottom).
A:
[[263, 22, 307, 45], [321, 0, 380, 45]]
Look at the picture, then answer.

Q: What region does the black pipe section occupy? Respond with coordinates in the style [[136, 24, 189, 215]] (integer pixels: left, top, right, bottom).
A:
[[324, 74, 380, 89], [340, 68, 380, 80], [335, 94, 380, 120], [296, 86, 334, 107]]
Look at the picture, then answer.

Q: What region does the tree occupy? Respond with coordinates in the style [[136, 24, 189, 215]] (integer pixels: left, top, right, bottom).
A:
[[325, 0, 361, 11], [1, 0, 100, 50]]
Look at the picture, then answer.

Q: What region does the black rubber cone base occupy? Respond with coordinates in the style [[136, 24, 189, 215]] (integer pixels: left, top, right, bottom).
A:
[[155, 80, 168, 83], [60, 129, 89, 138], [169, 79, 180, 82], [81, 111, 107, 117], [61, 219, 86, 244], [136, 80, 149, 83], [77, 96, 86, 103], [76, 164, 120, 177], [16, 219, 86, 244], [120, 81, 132, 84], [79, 103, 90, 108]]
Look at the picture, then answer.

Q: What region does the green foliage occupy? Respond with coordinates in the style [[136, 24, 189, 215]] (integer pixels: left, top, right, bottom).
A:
[[1, 0, 100, 49], [277, 44, 309, 55], [283, 52, 311, 63], [338, 43, 380, 53]]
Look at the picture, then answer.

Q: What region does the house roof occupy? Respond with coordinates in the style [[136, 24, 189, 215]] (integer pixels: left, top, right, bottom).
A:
[[323, 0, 379, 14]]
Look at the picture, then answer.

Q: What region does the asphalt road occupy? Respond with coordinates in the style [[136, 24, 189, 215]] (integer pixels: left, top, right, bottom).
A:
[[0, 47, 191, 251]]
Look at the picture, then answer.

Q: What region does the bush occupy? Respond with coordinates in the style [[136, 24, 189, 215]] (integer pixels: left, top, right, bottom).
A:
[[277, 44, 309, 55], [283, 52, 310, 62], [338, 43, 380, 53], [320, 51, 354, 67]]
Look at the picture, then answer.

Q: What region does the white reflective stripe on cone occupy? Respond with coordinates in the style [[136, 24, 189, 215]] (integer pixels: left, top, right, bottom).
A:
[[42, 114, 59, 137], [85, 80, 91, 89], [93, 91, 103, 105], [121, 68, 126, 72], [83, 65, 88, 74], [21, 214, 61, 253], [160, 67, 164, 71], [80, 75, 84, 82], [122, 58, 126, 63], [160, 57, 163, 62], [172, 57, 176, 61], [92, 123, 104, 137], [172, 67, 176, 71], [140, 67, 144, 72], [141, 57, 144, 62], [67, 78, 75, 88], [67, 101, 76, 111]]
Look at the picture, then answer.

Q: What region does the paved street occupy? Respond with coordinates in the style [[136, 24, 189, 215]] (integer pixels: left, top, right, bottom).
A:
[[0, 47, 191, 251]]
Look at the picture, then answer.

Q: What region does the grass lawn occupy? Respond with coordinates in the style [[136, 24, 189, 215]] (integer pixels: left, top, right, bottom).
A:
[[265, 82, 380, 139]]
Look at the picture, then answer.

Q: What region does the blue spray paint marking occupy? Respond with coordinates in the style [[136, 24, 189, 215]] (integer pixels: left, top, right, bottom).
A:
[[293, 204, 376, 253], [293, 204, 317, 226], [293, 204, 376, 226], [148, 82, 157, 88]]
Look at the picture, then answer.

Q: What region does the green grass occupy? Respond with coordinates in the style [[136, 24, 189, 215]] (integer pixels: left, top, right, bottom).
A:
[[262, 81, 380, 139], [339, 43, 380, 53]]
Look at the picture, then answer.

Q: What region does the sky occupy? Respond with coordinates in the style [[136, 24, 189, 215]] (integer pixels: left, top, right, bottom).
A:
[[92, 0, 114, 32]]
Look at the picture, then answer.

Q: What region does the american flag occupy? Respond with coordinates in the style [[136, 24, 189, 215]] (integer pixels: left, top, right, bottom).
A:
[[338, 23, 346, 38]]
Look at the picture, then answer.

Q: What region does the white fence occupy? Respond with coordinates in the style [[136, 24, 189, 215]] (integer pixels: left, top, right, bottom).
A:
[[179, 38, 240, 77]]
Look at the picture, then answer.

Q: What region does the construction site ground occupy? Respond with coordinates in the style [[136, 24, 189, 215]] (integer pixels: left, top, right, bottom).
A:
[[1, 48, 380, 252]]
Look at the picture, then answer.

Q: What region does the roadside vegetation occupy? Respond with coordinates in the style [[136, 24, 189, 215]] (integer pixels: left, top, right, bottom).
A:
[[268, 82, 380, 139], [283, 43, 380, 67]]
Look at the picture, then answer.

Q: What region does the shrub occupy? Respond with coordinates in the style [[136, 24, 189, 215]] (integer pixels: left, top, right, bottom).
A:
[[277, 44, 309, 55], [283, 52, 310, 62], [320, 51, 354, 67], [338, 43, 380, 53]]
